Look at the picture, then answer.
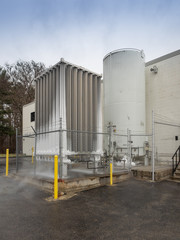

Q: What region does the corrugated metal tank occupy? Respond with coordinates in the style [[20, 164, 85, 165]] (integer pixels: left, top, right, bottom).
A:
[[103, 49, 145, 152], [35, 58, 102, 155]]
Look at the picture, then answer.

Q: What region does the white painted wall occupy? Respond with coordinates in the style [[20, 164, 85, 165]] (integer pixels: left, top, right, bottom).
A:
[[22, 101, 35, 155], [146, 53, 180, 162]]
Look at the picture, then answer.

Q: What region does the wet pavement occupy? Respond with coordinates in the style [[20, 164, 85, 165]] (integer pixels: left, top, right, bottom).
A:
[[0, 176, 180, 240]]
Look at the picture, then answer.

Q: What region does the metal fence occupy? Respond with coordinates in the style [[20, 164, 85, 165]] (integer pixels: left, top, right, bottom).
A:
[[154, 113, 180, 169], [2, 112, 178, 181], [14, 127, 130, 179], [16, 133, 35, 174], [14, 112, 180, 181], [14, 123, 156, 180]]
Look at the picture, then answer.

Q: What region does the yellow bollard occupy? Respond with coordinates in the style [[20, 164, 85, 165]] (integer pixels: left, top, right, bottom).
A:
[[54, 155, 58, 199], [6, 149, 9, 176], [110, 163, 113, 185], [32, 147, 34, 164]]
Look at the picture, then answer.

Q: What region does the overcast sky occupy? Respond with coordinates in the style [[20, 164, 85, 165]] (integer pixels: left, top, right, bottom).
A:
[[0, 0, 180, 73]]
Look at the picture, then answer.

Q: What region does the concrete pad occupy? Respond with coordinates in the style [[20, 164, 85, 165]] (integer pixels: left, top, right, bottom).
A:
[[10, 170, 130, 194], [131, 165, 172, 181]]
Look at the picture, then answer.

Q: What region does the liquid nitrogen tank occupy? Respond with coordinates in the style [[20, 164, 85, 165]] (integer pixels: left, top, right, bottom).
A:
[[103, 48, 145, 154]]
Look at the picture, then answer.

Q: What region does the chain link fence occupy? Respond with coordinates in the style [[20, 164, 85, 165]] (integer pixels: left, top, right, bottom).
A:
[[154, 113, 180, 168], [15, 113, 178, 181], [15, 127, 132, 179]]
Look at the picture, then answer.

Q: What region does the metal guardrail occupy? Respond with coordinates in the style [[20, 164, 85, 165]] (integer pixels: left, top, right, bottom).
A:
[[172, 145, 180, 175]]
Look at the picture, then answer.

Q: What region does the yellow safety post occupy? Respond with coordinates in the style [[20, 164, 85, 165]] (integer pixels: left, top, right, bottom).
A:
[[6, 149, 9, 176], [32, 147, 34, 164], [110, 163, 113, 185], [54, 155, 58, 199]]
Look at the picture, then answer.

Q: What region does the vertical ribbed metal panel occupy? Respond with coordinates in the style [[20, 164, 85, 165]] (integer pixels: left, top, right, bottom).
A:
[[42, 75, 45, 151], [97, 77, 103, 152], [35, 59, 102, 155], [52, 68, 56, 153], [66, 65, 72, 151], [48, 70, 52, 153], [35, 78, 39, 152], [88, 73, 93, 151], [55, 66, 60, 154], [82, 71, 88, 152], [93, 75, 98, 150], [39, 77, 43, 153], [77, 70, 83, 151], [71, 67, 78, 152], [45, 74, 49, 153]]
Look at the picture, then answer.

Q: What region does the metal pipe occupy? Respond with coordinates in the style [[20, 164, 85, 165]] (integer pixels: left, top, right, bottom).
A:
[[131, 134, 152, 136], [127, 129, 131, 171], [32, 147, 34, 164], [154, 121, 180, 128], [152, 110, 155, 181], [129, 129, 132, 170], [18, 134, 35, 138], [34, 133, 37, 176], [30, 129, 109, 136], [113, 134, 127, 137], [87, 161, 104, 169]]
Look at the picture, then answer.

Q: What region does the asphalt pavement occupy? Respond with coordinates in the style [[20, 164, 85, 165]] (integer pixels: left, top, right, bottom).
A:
[[0, 176, 180, 240]]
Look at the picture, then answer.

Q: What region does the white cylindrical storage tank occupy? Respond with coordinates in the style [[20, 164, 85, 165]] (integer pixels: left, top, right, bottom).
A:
[[103, 48, 145, 154]]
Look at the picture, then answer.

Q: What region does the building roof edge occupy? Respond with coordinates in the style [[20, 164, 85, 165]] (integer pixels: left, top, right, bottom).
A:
[[146, 50, 180, 66]]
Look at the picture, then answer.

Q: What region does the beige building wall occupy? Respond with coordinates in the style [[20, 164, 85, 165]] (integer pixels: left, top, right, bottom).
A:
[[23, 101, 35, 155], [146, 50, 180, 161]]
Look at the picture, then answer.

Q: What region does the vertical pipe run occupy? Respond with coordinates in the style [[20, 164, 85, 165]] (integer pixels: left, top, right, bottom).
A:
[[129, 129, 132, 170], [110, 163, 113, 185], [54, 155, 58, 199], [32, 147, 34, 164], [6, 149, 9, 176], [152, 110, 155, 181], [127, 128, 130, 171], [66, 66, 71, 151]]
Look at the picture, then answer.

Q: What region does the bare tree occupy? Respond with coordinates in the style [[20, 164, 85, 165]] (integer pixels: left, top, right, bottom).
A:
[[4, 60, 46, 133]]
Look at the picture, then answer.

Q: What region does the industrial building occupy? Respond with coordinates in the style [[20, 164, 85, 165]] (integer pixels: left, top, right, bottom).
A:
[[22, 101, 35, 155], [22, 49, 180, 177], [145, 50, 180, 162]]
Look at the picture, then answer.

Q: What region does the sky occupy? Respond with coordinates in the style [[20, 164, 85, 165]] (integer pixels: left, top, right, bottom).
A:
[[0, 0, 180, 73]]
